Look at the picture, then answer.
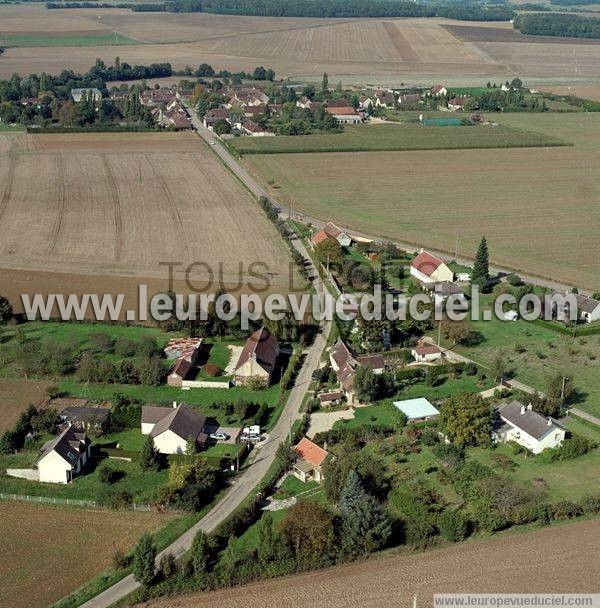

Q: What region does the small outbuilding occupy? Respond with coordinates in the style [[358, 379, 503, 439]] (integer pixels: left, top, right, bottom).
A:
[[393, 397, 440, 422], [293, 437, 329, 483]]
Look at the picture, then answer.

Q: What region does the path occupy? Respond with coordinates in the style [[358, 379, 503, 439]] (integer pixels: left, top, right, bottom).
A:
[[78, 117, 332, 608]]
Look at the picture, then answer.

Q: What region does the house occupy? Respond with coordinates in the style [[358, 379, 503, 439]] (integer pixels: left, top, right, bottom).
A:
[[141, 402, 208, 454], [430, 85, 448, 97], [37, 425, 91, 483], [312, 221, 352, 247], [393, 397, 440, 422], [59, 406, 110, 433], [410, 339, 443, 363], [240, 120, 273, 137], [374, 90, 395, 108], [410, 250, 454, 285], [398, 93, 422, 106], [139, 88, 176, 108], [324, 105, 362, 124], [226, 88, 269, 108], [494, 400, 566, 455], [71, 88, 102, 103], [164, 338, 202, 362], [296, 96, 313, 109], [430, 282, 468, 308], [447, 97, 466, 111], [156, 105, 192, 130], [566, 293, 600, 324], [234, 327, 279, 386], [318, 391, 343, 407], [203, 108, 231, 129], [358, 95, 373, 111], [355, 353, 385, 374], [168, 357, 196, 387], [293, 437, 329, 483]]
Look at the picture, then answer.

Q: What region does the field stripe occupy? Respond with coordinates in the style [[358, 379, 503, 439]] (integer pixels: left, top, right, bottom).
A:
[[0, 155, 16, 225], [146, 155, 191, 259], [382, 21, 420, 62], [102, 155, 123, 262], [45, 154, 65, 256]]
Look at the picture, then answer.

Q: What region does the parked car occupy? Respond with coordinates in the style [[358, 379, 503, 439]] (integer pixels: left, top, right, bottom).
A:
[[210, 432, 229, 441]]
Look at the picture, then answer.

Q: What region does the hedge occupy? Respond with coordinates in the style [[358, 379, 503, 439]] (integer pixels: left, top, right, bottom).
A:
[[26, 125, 161, 134]]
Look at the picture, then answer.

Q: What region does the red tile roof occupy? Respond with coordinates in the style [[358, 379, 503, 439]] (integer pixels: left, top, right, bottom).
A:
[[295, 437, 328, 468], [312, 229, 334, 245], [410, 251, 445, 277]]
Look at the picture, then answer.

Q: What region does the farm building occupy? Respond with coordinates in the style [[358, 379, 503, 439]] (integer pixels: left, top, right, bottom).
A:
[[312, 221, 352, 247], [37, 425, 91, 484], [430, 85, 448, 97], [234, 327, 279, 386], [59, 406, 110, 433], [318, 391, 343, 407], [429, 281, 468, 308], [204, 108, 231, 129], [560, 293, 600, 324], [398, 93, 422, 106], [410, 250, 454, 285], [141, 403, 208, 454], [293, 437, 329, 483], [324, 105, 363, 124], [374, 91, 395, 107], [410, 339, 443, 363], [494, 401, 566, 455], [393, 398, 440, 422], [70, 88, 102, 103], [240, 120, 274, 137]]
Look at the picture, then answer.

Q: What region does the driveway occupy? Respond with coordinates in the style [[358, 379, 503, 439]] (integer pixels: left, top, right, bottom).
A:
[[307, 409, 355, 438]]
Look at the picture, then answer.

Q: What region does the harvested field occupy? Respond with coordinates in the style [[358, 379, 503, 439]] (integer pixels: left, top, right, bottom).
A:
[[141, 518, 600, 608], [244, 112, 600, 289], [231, 123, 568, 154], [0, 378, 51, 432], [3, 7, 600, 80], [0, 131, 294, 313], [0, 500, 170, 608], [538, 84, 600, 101]]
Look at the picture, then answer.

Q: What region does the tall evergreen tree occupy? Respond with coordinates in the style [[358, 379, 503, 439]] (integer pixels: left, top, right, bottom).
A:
[[132, 533, 156, 586], [190, 530, 212, 578], [471, 236, 490, 288], [140, 434, 160, 472], [320, 72, 329, 98], [257, 512, 278, 565], [339, 470, 392, 557]]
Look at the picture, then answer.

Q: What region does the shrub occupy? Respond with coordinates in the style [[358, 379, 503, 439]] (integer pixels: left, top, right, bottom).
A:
[[98, 463, 123, 485], [580, 494, 600, 514], [437, 510, 470, 542], [432, 443, 465, 468], [113, 548, 131, 570], [550, 434, 597, 462], [419, 428, 440, 447], [97, 488, 133, 509], [464, 362, 477, 376], [552, 500, 583, 520], [203, 364, 222, 377], [159, 552, 177, 579]]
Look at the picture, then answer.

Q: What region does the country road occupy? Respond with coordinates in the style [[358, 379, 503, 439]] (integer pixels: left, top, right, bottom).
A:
[[77, 116, 332, 608]]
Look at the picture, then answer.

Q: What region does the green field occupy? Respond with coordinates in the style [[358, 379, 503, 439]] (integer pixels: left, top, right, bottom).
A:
[[0, 33, 142, 47], [231, 123, 567, 155], [0, 123, 25, 132]]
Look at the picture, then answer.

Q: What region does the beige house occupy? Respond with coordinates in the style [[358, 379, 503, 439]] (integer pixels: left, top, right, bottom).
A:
[[37, 425, 91, 484], [293, 437, 329, 483], [234, 327, 279, 386], [411, 340, 443, 363], [410, 250, 454, 285], [141, 403, 208, 454]]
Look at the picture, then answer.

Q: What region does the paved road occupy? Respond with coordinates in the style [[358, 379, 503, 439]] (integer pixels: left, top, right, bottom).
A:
[[78, 117, 332, 608]]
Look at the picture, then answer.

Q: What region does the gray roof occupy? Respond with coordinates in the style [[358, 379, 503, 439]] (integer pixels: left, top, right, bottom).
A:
[[573, 293, 600, 314], [432, 282, 464, 297], [498, 400, 563, 441], [38, 425, 89, 467], [147, 404, 207, 444], [60, 407, 109, 424]]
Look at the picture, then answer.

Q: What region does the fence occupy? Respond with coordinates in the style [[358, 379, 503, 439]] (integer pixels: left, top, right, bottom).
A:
[[0, 492, 155, 512]]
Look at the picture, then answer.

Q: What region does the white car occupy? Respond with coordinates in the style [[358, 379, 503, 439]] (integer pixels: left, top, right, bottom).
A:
[[210, 432, 229, 441]]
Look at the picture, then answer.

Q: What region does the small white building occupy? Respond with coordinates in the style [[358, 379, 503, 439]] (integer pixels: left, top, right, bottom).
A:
[[494, 400, 566, 455], [394, 397, 440, 422], [410, 340, 443, 363], [410, 250, 454, 285], [70, 88, 102, 103], [37, 425, 91, 484], [141, 403, 208, 454], [430, 85, 448, 97], [431, 281, 468, 308], [293, 437, 329, 483]]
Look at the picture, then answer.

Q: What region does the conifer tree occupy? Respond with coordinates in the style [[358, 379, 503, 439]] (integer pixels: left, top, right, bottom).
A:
[[133, 533, 156, 586], [472, 235, 490, 288]]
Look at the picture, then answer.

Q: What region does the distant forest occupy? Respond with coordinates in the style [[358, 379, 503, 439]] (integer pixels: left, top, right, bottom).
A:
[[514, 13, 600, 38], [46, 0, 516, 21], [550, 0, 600, 5]]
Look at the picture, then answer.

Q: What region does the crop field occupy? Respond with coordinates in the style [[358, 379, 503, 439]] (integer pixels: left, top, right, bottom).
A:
[[0, 33, 141, 47], [244, 112, 600, 289], [0, 500, 170, 608], [0, 131, 294, 310], [2, 6, 600, 80], [0, 379, 51, 433], [231, 123, 568, 155], [144, 518, 600, 608]]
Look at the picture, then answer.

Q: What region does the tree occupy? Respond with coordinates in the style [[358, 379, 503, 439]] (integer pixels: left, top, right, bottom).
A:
[[353, 364, 380, 403], [190, 530, 212, 577], [257, 512, 279, 564], [132, 533, 156, 586], [338, 470, 391, 556], [140, 434, 160, 472], [545, 371, 573, 410], [439, 392, 492, 447], [0, 296, 13, 324], [213, 119, 231, 135], [313, 237, 342, 267], [488, 350, 507, 383], [471, 236, 490, 289], [320, 72, 329, 98], [440, 317, 475, 345]]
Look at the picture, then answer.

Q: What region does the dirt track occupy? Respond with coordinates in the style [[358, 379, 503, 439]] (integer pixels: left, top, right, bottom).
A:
[[140, 518, 600, 608]]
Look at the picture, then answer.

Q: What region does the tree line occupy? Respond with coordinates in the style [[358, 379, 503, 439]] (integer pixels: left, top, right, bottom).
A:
[[514, 13, 600, 38]]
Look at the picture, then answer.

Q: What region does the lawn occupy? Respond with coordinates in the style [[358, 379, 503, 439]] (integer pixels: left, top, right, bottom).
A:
[[468, 418, 600, 501], [232, 123, 567, 155], [0, 122, 25, 132], [0, 33, 142, 47]]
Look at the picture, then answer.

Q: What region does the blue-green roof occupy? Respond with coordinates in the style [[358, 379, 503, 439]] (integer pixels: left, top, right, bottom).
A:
[[393, 397, 440, 420]]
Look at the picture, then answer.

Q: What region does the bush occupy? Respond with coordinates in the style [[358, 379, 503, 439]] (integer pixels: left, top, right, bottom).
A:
[[97, 488, 133, 509], [432, 443, 465, 468], [580, 494, 600, 514], [552, 500, 583, 520], [437, 510, 470, 542], [203, 363, 222, 377], [550, 434, 597, 461], [113, 548, 131, 570], [419, 428, 440, 447], [98, 463, 123, 485], [464, 362, 477, 376], [159, 552, 177, 579]]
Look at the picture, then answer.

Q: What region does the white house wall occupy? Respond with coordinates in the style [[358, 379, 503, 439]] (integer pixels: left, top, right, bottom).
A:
[[153, 429, 187, 455], [38, 450, 71, 484]]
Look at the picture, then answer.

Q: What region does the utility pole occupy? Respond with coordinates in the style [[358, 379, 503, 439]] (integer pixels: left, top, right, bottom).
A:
[[454, 232, 459, 261], [437, 319, 442, 346], [561, 376, 569, 401]]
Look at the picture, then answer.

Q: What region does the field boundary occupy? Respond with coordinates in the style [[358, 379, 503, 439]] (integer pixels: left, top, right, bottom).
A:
[[0, 491, 158, 512]]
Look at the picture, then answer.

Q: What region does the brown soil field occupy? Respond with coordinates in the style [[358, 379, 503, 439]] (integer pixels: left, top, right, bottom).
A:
[[141, 518, 600, 608], [538, 84, 600, 101], [244, 112, 600, 289], [0, 131, 294, 314], [0, 500, 171, 608], [3, 7, 600, 81], [0, 378, 51, 432]]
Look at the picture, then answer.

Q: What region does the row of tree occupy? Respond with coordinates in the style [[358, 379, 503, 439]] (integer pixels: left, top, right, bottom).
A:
[[514, 13, 600, 39]]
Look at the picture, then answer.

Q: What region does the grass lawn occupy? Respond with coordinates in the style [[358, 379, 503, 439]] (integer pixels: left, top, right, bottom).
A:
[[0, 123, 25, 132], [436, 307, 600, 418], [468, 418, 600, 501], [232, 123, 567, 155], [0, 33, 142, 47], [272, 475, 319, 500], [94, 429, 147, 451], [0, 455, 168, 503]]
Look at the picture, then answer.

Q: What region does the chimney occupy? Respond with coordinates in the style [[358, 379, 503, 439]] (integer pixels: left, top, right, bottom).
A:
[[520, 404, 526, 415], [527, 403, 533, 411], [547, 418, 552, 426]]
